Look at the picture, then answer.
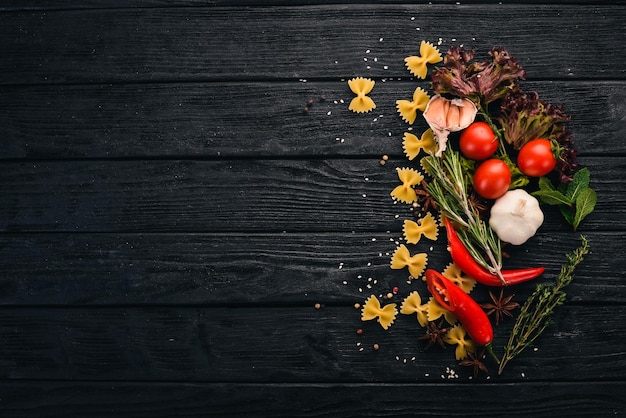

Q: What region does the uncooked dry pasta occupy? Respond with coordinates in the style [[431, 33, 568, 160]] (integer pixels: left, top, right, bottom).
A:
[[361, 295, 397, 330], [390, 244, 428, 279], [403, 213, 439, 244], [347, 77, 376, 113], [390, 167, 424, 203], [400, 291, 429, 327], [396, 87, 430, 124], [444, 325, 476, 360], [404, 40, 443, 79], [442, 263, 477, 293], [402, 129, 436, 160], [427, 297, 457, 325]]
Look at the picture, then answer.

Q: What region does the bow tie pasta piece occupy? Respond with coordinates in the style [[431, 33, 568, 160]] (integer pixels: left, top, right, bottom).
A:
[[444, 325, 476, 361], [403, 212, 439, 244], [390, 167, 424, 203], [404, 40, 443, 79], [400, 291, 429, 327], [403, 129, 436, 160], [442, 263, 477, 294], [427, 296, 457, 326], [361, 295, 398, 330], [396, 87, 430, 125], [348, 77, 376, 113], [390, 244, 428, 279]]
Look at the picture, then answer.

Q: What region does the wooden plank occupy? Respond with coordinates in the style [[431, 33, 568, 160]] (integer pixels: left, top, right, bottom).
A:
[[0, 6, 624, 84], [4, 0, 626, 12], [0, 81, 622, 159], [0, 305, 623, 382], [0, 231, 621, 305], [0, 381, 623, 417], [0, 156, 619, 233]]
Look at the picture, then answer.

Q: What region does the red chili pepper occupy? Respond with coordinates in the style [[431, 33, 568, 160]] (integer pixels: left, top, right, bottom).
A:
[[425, 269, 493, 346], [444, 218, 545, 286]]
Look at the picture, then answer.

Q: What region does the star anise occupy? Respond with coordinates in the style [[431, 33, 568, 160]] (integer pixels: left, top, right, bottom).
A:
[[418, 319, 449, 350], [467, 190, 489, 219], [414, 180, 439, 215], [480, 289, 520, 325], [459, 349, 488, 378]]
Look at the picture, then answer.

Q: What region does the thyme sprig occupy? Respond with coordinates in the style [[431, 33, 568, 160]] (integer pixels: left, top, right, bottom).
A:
[[497, 235, 589, 374], [422, 149, 503, 279]]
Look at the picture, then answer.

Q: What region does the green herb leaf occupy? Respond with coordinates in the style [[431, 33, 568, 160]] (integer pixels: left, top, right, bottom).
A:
[[537, 176, 556, 192], [559, 205, 574, 226], [573, 187, 597, 230], [498, 236, 589, 375], [532, 189, 572, 206], [566, 167, 590, 200]]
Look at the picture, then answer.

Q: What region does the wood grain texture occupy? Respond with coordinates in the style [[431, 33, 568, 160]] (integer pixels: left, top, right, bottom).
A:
[[0, 232, 621, 305], [4, 0, 626, 11], [0, 156, 618, 233], [0, 381, 623, 418], [0, 5, 624, 85], [0, 2, 624, 414], [0, 305, 623, 382], [1, 81, 623, 159]]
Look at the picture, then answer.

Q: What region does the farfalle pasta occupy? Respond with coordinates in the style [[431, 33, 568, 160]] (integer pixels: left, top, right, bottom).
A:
[[426, 297, 457, 326], [403, 213, 439, 244], [404, 40, 443, 79], [361, 295, 398, 330], [444, 325, 476, 360], [347, 77, 376, 113], [390, 244, 428, 279], [390, 167, 424, 203], [403, 129, 436, 160], [442, 263, 477, 294], [400, 291, 429, 327], [396, 87, 430, 125]]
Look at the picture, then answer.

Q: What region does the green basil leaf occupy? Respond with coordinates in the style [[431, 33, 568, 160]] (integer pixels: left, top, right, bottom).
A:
[[573, 187, 597, 230], [566, 168, 590, 200], [532, 189, 572, 206]]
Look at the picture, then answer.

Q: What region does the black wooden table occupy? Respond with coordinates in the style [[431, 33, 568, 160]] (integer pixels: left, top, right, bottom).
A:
[[1, 1, 625, 416]]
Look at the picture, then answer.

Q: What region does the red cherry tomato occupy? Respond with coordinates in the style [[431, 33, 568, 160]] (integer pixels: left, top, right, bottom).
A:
[[459, 122, 498, 160], [473, 159, 511, 199], [517, 138, 557, 177]]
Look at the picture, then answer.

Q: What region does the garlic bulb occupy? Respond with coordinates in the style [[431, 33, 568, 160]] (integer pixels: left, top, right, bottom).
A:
[[422, 95, 477, 156], [489, 189, 544, 245]]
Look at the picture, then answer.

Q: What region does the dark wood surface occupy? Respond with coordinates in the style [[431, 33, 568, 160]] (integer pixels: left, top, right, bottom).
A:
[[1, 2, 625, 417]]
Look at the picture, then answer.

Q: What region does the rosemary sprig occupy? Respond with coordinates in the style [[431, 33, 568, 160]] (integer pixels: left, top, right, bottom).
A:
[[422, 149, 503, 278], [497, 235, 589, 374]]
